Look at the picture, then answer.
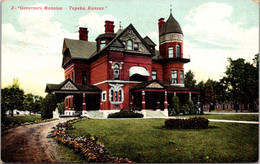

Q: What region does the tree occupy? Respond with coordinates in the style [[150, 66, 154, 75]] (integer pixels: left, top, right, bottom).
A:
[[23, 94, 43, 114], [41, 93, 57, 119], [204, 79, 217, 105], [223, 57, 258, 111], [196, 81, 205, 104], [184, 70, 197, 89], [169, 95, 180, 116], [23, 93, 34, 115], [1, 78, 25, 116]]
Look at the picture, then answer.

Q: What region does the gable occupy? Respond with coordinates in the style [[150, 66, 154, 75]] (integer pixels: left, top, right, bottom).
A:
[[62, 48, 71, 66], [146, 82, 164, 89], [119, 27, 150, 53], [109, 39, 125, 51], [60, 81, 78, 90]]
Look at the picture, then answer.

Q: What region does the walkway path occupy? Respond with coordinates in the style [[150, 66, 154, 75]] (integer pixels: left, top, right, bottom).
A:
[[207, 119, 258, 124], [204, 112, 259, 115], [1, 118, 72, 163]]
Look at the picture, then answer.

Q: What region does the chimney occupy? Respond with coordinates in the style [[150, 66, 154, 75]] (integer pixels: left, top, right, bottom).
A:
[[158, 18, 165, 31], [104, 20, 115, 33], [79, 27, 88, 41]]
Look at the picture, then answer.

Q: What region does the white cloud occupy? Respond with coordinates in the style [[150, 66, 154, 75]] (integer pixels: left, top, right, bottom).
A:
[[78, 12, 117, 41], [2, 4, 77, 96], [182, 2, 258, 82], [183, 2, 258, 51]]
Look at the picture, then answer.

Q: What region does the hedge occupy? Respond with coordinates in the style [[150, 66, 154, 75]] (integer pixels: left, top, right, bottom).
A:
[[107, 110, 143, 118], [165, 117, 209, 129]]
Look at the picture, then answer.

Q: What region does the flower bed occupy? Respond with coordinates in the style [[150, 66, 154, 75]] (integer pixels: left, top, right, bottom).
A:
[[53, 118, 133, 163], [165, 117, 209, 129], [1, 118, 58, 130]]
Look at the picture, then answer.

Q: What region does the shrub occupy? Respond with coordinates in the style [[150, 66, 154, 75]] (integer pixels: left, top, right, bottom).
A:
[[180, 104, 189, 115], [41, 93, 57, 119], [169, 95, 179, 116], [186, 100, 195, 115], [108, 109, 143, 118], [165, 117, 209, 129]]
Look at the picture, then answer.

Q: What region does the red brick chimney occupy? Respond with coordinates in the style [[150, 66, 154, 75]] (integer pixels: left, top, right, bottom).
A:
[[79, 27, 88, 41], [104, 20, 114, 33], [158, 18, 165, 31]]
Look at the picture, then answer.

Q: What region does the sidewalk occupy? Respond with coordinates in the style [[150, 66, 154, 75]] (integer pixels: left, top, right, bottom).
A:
[[204, 111, 259, 115], [208, 119, 258, 124]]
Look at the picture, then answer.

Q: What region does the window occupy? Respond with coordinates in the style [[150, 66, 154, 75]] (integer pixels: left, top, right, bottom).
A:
[[113, 64, 120, 80], [109, 85, 124, 103], [119, 90, 122, 101], [101, 91, 106, 102], [111, 90, 114, 101], [134, 43, 139, 51], [82, 71, 87, 85], [180, 70, 184, 84], [176, 44, 181, 57], [100, 40, 106, 50], [168, 47, 173, 58], [152, 71, 157, 80], [171, 70, 178, 84], [127, 40, 133, 50]]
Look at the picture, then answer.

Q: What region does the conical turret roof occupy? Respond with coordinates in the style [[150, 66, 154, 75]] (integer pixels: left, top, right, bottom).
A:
[[159, 13, 183, 36]]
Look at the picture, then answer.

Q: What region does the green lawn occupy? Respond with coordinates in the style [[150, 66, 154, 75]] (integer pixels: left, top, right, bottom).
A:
[[1, 115, 42, 127], [178, 114, 259, 121], [67, 118, 258, 163]]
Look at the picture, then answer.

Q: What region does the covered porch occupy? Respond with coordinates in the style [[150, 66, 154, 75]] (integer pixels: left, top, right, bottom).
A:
[[130, 80, 168, 111], [45, 78, 101, 116], [130, 80, 200, 114]]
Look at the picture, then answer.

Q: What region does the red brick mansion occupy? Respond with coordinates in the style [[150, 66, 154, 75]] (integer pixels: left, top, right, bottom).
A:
[[46, 13, 198, 117]]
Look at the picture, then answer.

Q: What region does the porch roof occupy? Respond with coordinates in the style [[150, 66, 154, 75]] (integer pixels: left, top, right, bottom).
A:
[[45, 78, 101, 94], [130, 80, 199, 93]]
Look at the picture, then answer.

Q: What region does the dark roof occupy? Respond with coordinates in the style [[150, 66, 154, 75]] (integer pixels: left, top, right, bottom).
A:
[[159, 13, 183, 36], [165, 85, 197, 91], [152, 50, 163, 60], [45, 78, 101, 93], [64, 38, 96, 59], [130, 80, 166, 90], [96, 33, 117, 40], [130, 80, 198, 92], [96, 24, 155, 57], [144, 36, 156, 46]]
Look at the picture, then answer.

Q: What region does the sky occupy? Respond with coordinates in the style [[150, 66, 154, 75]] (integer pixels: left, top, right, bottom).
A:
[[1, 0, 259, 97]]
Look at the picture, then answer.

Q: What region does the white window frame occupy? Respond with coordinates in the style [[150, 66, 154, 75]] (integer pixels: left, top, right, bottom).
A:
[[101, 91, 107, 102], [109, 84, 124, 103], [168, 46, 173, 58]]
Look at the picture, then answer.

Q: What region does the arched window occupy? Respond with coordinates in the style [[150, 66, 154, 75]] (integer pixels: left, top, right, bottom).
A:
[[109, 84, 124, 103], [168, 47, 173, 58], [176, 44, 181, 57], [127, 40, 133, 50], [113, 64, 120, 80]]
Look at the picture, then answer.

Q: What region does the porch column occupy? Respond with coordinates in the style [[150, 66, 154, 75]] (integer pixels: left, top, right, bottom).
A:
[[174, 92, 176, 96], [82, 93, 86, 111], [164, 91, 168, 110], [189, 92, 192, 101], [142, 91, 145, 110], [130, 94, 134, 109]]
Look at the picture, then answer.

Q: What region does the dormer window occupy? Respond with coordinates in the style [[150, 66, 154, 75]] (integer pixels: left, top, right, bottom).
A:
[[176, 44, 181, 57], [168, 47, 173, 58], [134, 43, 139, 51], [100, 40, 106, 50], [127, 40, 133, 50]]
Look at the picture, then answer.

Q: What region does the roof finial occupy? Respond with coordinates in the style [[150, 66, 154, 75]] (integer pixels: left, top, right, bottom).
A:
[[119, 21, 122, 29], [170, 4, 172, 14]]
